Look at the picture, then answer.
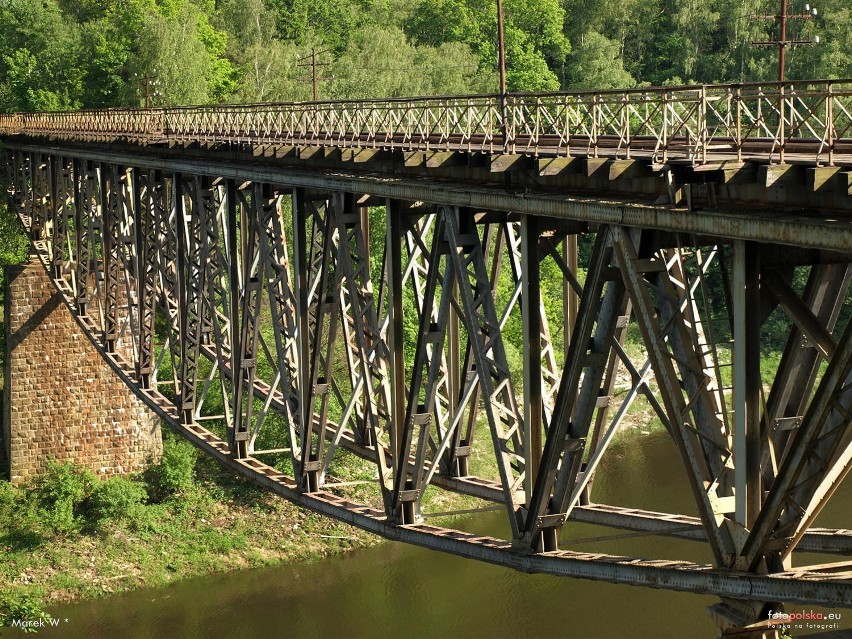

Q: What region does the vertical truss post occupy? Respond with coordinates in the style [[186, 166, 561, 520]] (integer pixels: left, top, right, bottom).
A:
[[450, 222, 504, 482], [174, 172, 197, 424], [446, 293, 465, 476], [50, 156, 70, 280], [134, 168, 156, 388], [43, 154, 55, 267], [563, 233, 579, 354], [228, 180, 264, 458], [225, 179, 241, 452], [732, 241, 762, 534], [388, 200, 406, 486], [24, 153, 34, 234], [551, 262, 627, 515], [291, 188, 310, 482], [18, 152, 27, 212], [392, 210, 451, 523], [7, 151, 17, 207], [299, 193, 340, 491], [117, 167, 140, 362], [444, 206, 526, 537], [327, 197, 390, 508], [521, 214, 543, 503], [174, 171, 189, 419], [522, 229, 613, 549], [613, 226, 734, 567], [231, 182, 269, 458], [398, 213, 461, 485], [762, 264, 852, 483], [74, 160, 94, 316], [30, 152, 48, 241], [157, 173, 182, 397], [261, 185, 303, 471], [743, 315, 852, 570], [203, 181, 236, 432], [101, 163, 120, 353], [231, 181, 254, 456], [335, 193, 393, 465]]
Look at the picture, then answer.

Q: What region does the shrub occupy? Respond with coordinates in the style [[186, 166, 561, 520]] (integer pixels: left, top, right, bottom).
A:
[[0, 593, 50, 634], [34, 461, 96, 534], [147, 436, 197, 500], [88, 476, 148, 527], [0, 480, 15, 508]]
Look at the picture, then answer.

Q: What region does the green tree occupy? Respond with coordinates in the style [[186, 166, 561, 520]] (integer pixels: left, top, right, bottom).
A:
[[0, 0, 83, 112], [565, 31, 635, 89], [789, 0, 851, 79], [127, 1, 236, 105], [218, 0, 308, 102], [267, 0, 368, 54], [330, 25, 491, 98], [405, 0, 569, 91]]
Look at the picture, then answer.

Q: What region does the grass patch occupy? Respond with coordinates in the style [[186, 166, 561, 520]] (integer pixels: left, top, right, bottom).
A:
[[0, 432, 378, 631]]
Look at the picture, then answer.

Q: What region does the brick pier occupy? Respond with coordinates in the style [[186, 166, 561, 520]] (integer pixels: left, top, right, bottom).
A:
[[3, 257, 162, 484]]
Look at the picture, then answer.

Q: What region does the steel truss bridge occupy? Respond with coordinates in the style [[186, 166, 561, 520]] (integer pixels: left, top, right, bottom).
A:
[[4, 79, 852, 632]]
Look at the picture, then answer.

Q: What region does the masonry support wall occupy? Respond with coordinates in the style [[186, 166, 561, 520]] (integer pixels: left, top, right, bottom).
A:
[[3, 257, 162, 483]]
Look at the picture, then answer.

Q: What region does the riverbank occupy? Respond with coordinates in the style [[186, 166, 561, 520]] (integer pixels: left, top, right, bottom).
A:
[[0, 435, 378, 630]]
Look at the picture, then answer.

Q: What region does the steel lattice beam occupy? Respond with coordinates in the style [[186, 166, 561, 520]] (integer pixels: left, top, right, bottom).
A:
[[5, 146, 852, 617]]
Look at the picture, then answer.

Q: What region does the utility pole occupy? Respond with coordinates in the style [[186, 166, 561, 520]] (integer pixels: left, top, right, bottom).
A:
[[779, 0, 789, 81], [297, 48, 331, 101], [496, 0, 507, 97], [134, 71, 161, 108], [496, 0, 509, 151], [752, 1, 819, 81]]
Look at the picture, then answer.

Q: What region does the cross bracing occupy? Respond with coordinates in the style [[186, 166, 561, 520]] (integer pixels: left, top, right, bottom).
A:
[[4, 84, 852, 627]]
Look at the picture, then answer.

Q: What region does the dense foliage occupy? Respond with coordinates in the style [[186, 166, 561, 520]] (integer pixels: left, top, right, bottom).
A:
[[0, 0, 846, 112], [0, 436, 371, 628]]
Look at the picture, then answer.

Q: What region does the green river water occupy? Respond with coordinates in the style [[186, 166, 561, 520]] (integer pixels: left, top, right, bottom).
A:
[[7, 432, 852, 639]]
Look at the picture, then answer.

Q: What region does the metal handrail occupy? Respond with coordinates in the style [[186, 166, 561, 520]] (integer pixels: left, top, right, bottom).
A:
[[2, 79, 850, 166]]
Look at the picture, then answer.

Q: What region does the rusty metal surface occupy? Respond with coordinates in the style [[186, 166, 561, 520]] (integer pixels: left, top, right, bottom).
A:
[[18, 232, 852, 605], [5, 139, 852, 617], [3, 80, 852, 166], [6, 141, 852, 252]]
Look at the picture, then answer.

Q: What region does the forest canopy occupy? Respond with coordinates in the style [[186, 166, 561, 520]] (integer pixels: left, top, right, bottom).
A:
[[0, 0, 845, 111]]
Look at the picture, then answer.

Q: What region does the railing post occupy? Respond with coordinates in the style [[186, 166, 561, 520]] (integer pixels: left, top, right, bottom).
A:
[[779, 82, 786, 164], [660, 89, 669, 165], [827, 81, 835, 166], [699, 85, 708, 164], [591, 94, 599, 158], [736, 85, 743, 163], [497, 93, 509, 155]]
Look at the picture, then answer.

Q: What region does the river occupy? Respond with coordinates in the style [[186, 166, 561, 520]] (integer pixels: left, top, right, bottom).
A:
[[12, 432, 852, 638]]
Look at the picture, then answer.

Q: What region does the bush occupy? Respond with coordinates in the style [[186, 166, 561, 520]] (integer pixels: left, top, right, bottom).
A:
[[88, 476, 148, 527], [0, 480, 17, 523], [147, 436, 197, 500], [0, 480, 15, 508], [0, 593, 50, 634], [35, 461, 96, 534]]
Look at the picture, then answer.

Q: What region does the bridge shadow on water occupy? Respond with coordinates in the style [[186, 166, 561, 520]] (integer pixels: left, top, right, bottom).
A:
[[0, 435, 747, 639], [5, 437, 852, 639]]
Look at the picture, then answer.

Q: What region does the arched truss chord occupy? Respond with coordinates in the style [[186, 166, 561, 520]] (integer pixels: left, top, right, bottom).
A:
[[6, 149, 852, 615]]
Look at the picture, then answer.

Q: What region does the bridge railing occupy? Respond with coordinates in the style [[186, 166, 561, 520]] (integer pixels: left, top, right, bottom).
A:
[[1, 79, 851, 165], [159, 95, 505, 152]]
